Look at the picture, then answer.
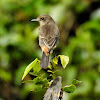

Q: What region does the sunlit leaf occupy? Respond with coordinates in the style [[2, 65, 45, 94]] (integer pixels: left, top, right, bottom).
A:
[[52, 55, 69, 68], [63, 84, 76, 93], [33, 60, 41, 72], [22, 58, 38, 80], [47, 70, 53, 73], [58, 55, 69, 68], [52, 56, 58, 64], [71, 79, 82, 85], [48, 64, 53, 69]]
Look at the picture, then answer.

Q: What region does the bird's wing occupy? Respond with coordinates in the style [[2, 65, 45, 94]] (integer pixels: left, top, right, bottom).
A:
[[39, 25, 59, 50], [42, 36, 59, 50]]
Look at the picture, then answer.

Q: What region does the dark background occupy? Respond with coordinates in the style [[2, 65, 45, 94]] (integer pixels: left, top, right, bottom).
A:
[[0, 0, 100, 100]]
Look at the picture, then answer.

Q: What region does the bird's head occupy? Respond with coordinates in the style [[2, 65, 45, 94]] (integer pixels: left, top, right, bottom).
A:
[[31, 15, 55, 25]]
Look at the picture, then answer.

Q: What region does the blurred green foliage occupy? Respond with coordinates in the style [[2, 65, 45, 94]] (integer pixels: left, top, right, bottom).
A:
[[0, 0, 100, 100]]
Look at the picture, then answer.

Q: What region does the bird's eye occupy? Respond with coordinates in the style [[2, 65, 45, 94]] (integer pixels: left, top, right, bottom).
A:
[[41, 17, 44, 20]]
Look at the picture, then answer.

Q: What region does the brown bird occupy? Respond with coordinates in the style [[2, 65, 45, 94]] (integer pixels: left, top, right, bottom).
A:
[[31, 15, 60, 69]]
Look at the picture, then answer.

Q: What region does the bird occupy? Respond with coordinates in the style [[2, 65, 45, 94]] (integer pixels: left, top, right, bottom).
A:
[[31, 15, 60, 69]]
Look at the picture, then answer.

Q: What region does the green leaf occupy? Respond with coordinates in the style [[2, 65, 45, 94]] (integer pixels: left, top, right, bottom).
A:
[[22, 58, 39, 80], [33, 60, 41, 72], [33, 77, 41, 83], [52, 56, 58, 64], [63, 84, 76, 93], [58, 55, 69, 68], [71, 79, 82, 85], [29, 71, 40, 76], [33, 75, 48, 84], [47, 70, 53, 73]]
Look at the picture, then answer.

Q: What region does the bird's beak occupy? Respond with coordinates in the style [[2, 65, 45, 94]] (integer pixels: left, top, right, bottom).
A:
[[31, 19, 39, 21]]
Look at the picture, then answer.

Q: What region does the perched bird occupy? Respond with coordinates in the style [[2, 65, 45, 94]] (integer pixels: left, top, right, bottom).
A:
[[31, 15, 60, 69]]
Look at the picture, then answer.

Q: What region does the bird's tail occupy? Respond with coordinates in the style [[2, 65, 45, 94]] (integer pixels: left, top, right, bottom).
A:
[[40, 52, 49, 69]]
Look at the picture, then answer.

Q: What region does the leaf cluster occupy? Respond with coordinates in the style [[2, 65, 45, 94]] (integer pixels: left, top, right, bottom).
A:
[[22, 55, 81, 93]]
